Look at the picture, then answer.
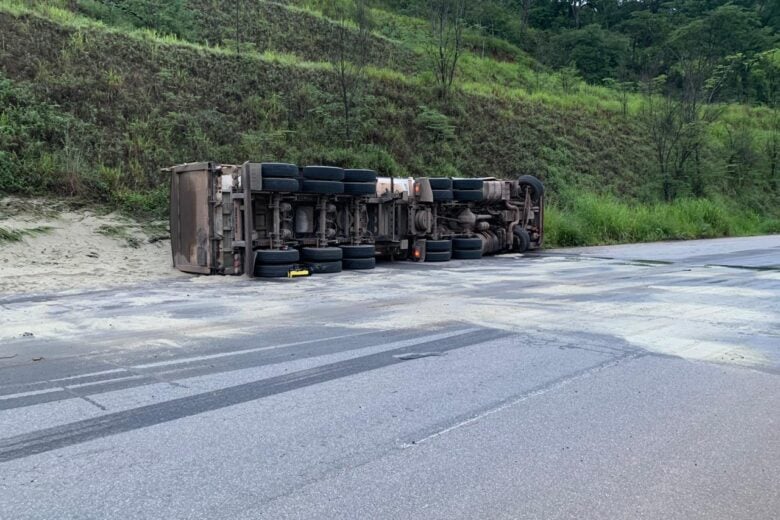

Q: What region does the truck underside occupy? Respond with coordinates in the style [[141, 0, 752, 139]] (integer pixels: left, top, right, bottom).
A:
[[168, 162, 544, 277]]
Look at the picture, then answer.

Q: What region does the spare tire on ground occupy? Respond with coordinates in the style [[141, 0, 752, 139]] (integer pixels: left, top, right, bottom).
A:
[[303, 166, 345, 181]]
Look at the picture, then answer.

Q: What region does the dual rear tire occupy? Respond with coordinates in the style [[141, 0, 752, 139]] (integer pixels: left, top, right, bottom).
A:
[[341, 244, 376, 270], [254, 249, 300, 278], [425, 240, 451, 262], [261, 163, 300, 193], [301, 247, 342, 274], [452, 237, 483, 260]]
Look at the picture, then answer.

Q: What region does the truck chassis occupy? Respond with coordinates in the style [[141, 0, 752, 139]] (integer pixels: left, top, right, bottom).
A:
[[168, 162, 544, 277]]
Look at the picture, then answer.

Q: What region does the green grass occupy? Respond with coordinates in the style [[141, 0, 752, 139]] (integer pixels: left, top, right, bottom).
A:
[[0, 0, 777, 245], [545, 194, 780, 248], [0, 226, 52, 243]]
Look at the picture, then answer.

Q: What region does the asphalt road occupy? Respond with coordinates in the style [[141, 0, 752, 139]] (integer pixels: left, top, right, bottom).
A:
[[1, 236, 779, 519]]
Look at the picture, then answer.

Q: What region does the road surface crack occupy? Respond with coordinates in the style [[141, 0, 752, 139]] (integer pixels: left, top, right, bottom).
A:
[[402, 351, 647, 448]]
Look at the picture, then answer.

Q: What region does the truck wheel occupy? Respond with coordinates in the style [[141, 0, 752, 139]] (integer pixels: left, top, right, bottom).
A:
[[432, 190, 453, 202], [301, 180, 345, 194], [452, 178, 484, 190], [344, 169, 377, 183], [306, 260, 343, 274], [261, 177, 300, 192], [344, 182, 376, 196], [343, 257, 376, 270], [426, 240, 452, 253], [301, 247, 343, 262], [255, 249, 300, 265], [425, 251, 451, 262], [452, 249, 483, 260], [453, 189, 483, 202], [341, 245, 375, 259], [514, 228, 530, 253], [429, 178, 453, 190], [261, 163, 299, 178], [255, 264, 295, 278], [303, 166, 345, 181], [452, 237, 482, 251], [518, 175, 544, 203]]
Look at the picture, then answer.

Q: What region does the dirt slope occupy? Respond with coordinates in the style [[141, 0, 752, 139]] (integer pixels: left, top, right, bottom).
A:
[[0, 198, 182, 296]]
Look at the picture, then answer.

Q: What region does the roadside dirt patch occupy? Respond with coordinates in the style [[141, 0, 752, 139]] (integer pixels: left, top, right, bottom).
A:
[[0, 197, 183, 295]]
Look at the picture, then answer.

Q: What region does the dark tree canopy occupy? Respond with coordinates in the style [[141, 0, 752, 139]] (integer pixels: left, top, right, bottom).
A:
[[376, 0, 779, 105]]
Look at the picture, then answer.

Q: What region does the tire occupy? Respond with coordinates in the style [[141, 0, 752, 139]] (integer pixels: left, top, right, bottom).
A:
[[344, 182, 376, 196], [306, 260, 342, 274], [432, 190, 453, 202], [425, 251, 451, 262], [255, 249, 299, 265], [261, 177, 300, 193], [452, 178, 483, 190], [514, 227, 530, 253], [518, 175, 544, 203], [426, 240, 452, 253], [301, 247, 343, 262], [453, 189, 483, 202], [301, 180, 344, 194], [261, 163, 299, 178], [343, 257, 376, 270], [254, 263, 294, 278], [303, 166, 345, 181], [429, 178, 453, 190], [452, 249, 483, 260], [341, 245, 375, 259], [452, 237, 482, 251], [344, 169, 377, 183]]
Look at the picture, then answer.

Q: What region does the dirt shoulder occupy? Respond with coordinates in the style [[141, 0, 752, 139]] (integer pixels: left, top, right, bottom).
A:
[[0, 197, 184, 296]]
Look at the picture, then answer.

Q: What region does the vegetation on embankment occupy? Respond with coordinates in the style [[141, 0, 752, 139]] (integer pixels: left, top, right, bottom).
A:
[[0, 0, 778, 247], [546, 194, 780, 247]]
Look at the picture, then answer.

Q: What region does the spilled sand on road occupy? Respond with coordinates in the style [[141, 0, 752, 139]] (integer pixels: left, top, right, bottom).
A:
[[0, 197, 184, 296]]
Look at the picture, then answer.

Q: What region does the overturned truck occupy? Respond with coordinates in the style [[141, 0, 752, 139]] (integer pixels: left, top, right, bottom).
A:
[[168, 162, 544, 278]]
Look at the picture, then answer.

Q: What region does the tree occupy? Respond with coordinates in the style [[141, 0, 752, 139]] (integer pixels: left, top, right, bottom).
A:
[[602, 78, 635, 117], [427, 0, 466, 101], [520, 0, 532, 34], [640, 74, 720, 200], [320, 0, 374, 144], [667, 5, 771, 108], [568, 0, 587, 29], [550, 24, 628, 83], [766, 110, 779, 192]]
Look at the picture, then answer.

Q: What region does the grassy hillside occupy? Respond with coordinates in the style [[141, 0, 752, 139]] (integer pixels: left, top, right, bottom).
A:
[[0, 0, 778, 245]]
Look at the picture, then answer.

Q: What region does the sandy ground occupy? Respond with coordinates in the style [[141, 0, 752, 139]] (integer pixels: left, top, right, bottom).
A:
[[0, 197, 183, 295]]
